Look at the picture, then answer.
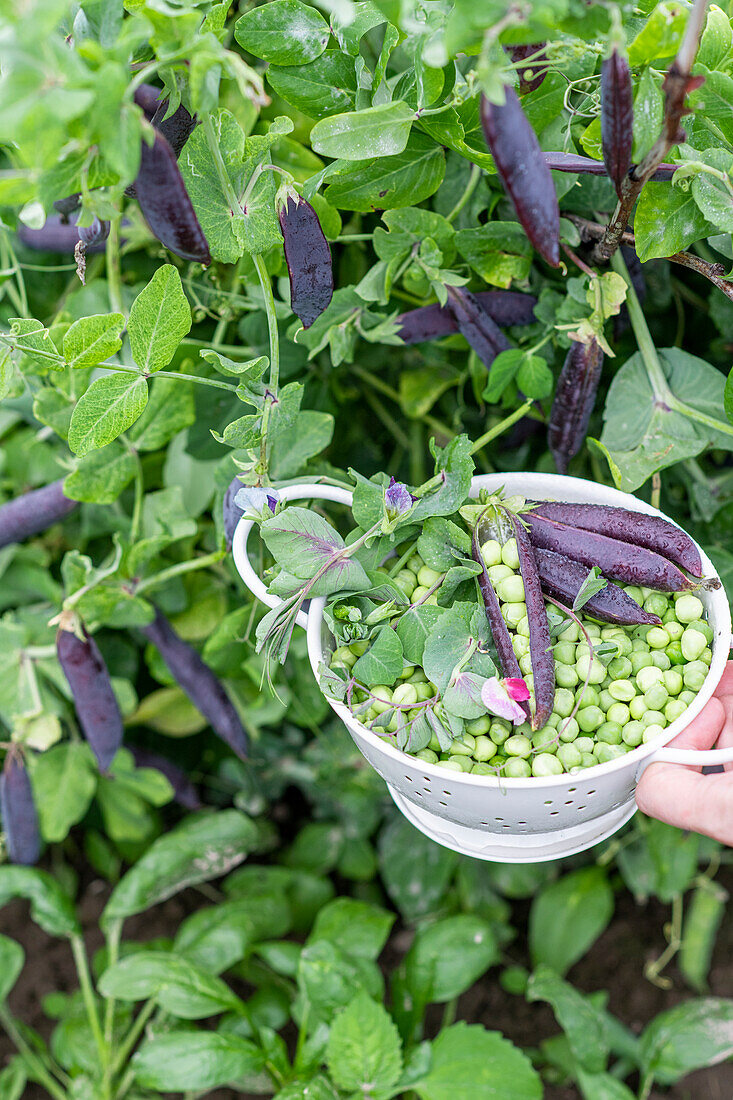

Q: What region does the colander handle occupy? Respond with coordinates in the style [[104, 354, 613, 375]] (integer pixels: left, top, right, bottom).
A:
[[638, 742, 733, 775], [231, 482, 355, 630]]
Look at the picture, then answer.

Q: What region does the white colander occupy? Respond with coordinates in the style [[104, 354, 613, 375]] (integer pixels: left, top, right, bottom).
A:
[[233, 473, 733, 863]]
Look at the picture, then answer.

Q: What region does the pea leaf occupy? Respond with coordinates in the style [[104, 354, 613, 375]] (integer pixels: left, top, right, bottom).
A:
[[634, 183, 715, 262], [395, 605, 446, 664], [455, 222, 532, 288], [324, 133, 445, 212], [261, 506, 370, 592], [126, 377, 195, 452], [327, 992, 403, 1095], [572, 566, 608, 612], [529, 867, 614, 977], [352, 626, 404, 686], [413, 1023, 542, 1100], [404, 916, 500, 1004], [267, 51, 357, 118], [378, 815, 458, 922], [128, 265, 191, 374], [235, 0, 329, 65], [62, 312, 124, 369], [180, 109, 248, 263], [133, 1031, 262, 1091], [526, 966, 608, 1073], [309, 898, 395, 960], [29, 742, 97, 842], [691, 148, 733, 230], [64, 440, 137, 503], [516, 355, 553, 399], [67, 374, 149, 456], [311, 102, 415, 161]]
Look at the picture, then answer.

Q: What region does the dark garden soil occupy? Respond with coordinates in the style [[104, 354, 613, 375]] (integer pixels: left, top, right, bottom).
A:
[[1, 865, 732, 1100]]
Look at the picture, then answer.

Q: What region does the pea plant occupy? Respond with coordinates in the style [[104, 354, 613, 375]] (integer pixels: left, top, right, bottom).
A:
[[2, 0, 733, 1096]]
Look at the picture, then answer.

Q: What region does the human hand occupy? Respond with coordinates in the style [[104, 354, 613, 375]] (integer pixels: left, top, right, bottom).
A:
[[635, 660, 733, 844]]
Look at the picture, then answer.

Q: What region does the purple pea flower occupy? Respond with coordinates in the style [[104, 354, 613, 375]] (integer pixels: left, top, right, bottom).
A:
[[481, 675, 530, 725], [384, 477, 415, 519], [234, 485, 280, 520]]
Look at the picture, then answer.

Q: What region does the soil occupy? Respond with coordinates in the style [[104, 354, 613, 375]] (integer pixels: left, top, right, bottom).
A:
[[1, 866, 732, 1099]]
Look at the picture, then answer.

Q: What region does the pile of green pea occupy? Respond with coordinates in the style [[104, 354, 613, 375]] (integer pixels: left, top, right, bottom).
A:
[[328, 540, 714, 778]]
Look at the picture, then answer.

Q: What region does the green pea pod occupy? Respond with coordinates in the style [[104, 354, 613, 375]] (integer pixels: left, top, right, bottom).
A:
[[679, 879, 727, 992]]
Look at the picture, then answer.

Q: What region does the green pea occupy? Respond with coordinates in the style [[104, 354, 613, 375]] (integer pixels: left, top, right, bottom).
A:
[[689, 619, 714, 644], [407, 554, 424, 574], [545, 713, 560, 729], [663, 669, 683, 696], [663, 620, 684, 642], [597, 721, 623, 745], [636, 665, 665, 693], [554, 641, 577, 665], [601, 626, 626, 640], [362, 706, 377, 722], [678, 689, 697, 705], [372, 686, 393, 714], [415, 682, 435, 702], [449, 755, 474, 771], [557, 620, 580, 643], [471, 762, 496, 775], [393, 682, 418, 706], [641, 709, 666, 728], [519, 652, 534, 676], [489, 754, 507, 767], [584, 622, 602, 638], [598, 689, 615, 712], [675, 594, 704, 624], [629, 697, 646, 720], [576, 653, 607, 684], [408, 669, 428, 684], [644, 593, 668, 618], [607, 702, 630, 726], [466, 715, 491, 736], [474, 735, 498, 762], [613, 635, 633, 657], [504, 757, 532, 778], [683, 663, 707, 692], [632, 636, 650, 653], [609, 679, 636, 702], [415, 748, 439, 763], [394, 571, 417, 597], [553, 688, 575, 718], [576, 685, 601, 708], [558, 717, 580, 742], [501, 537, 520, 569], [630, 652, 654, 674], [399, 664, 416, 681], [647, 627, 670, 650], [580, 752, 598, 768], [332, 645, 357, 668], [532, 753, 563, 777], [450, 733, 476, 757], [349, 639, 370, 656], [651, 651, 671, 670], [625, 585, 644, 605], [665, 698, 688, 724], [428, 733, 441, 753], [574, 736, 595, 754], [557, 743, 582, 771], [701, 646, 713, 667], [438, 759, 466, 772], [490, 720, 512, 745], [512, 634, 530, 659], [681, 627, 707, 662], [411, 585, 430, 602], [488, 563, 514, 585], [666, 640, 685, 665], [498, 575, 525, 603], [595, 743, 626, 764], [608, 655, 633, 680], [517, 615, 530, 638], [622, 721, 644, 747], [531, 729, 558, 754], [642, 723, 665, 743], [644, 683, 669, 711], [578, 705, 604, 732], [556, 663, 579, 689], [417, 565, 442, 589], [481, 539, 503, 567], [502, 602, 527, 629], [505, 734, 532, 758]]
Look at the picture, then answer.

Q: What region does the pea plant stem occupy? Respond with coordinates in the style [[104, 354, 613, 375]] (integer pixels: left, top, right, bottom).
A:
[[71, 934, 108, 1072], [106, 218, 124, 315], [0, 1006, 68, 1100], [446, 163, 481, 223], [202, 115, 242, 216], [253, 252, 280, 481], [103, 918, 123, 1049], [134, 549, 226, 596]]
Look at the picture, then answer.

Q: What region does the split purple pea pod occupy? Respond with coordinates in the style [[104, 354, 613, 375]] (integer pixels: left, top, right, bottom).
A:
[[471, 498, 555, 730], [277, 187, 333, 328]]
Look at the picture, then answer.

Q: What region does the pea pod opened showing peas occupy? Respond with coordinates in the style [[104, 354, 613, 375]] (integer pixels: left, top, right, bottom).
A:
[[255, 463, 722, 781], [277, 187, 333, 328]]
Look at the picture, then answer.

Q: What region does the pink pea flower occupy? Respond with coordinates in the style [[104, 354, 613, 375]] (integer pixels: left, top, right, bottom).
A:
[[481, 676, 530, 725]]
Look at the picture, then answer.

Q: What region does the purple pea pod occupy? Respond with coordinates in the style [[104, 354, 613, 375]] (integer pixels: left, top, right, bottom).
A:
[[534, 548, 661, 626], [601, 48, 634, 197], [278, 191, 333, 328], [396, 291, 537, 345], [480, 87, 560, 267], [78, 217, 110, 247], [541, 152, 677, 180], [141, 607, 248, 759], [134, 84, 197, 158], [18, 216, 106, 254], [508, 43, 547, 93], [506, 513, 555, 730], [0, 480, 77, 548], [445, 286, 510, 368], [530, 500, 703, 578], [53, 193, 82, 221], [56, 614, 123, 772], [548, 338, 604, 474], [1, 752, 41, 865], [128, 746, 202, 810], [135, 128, 211, 264]]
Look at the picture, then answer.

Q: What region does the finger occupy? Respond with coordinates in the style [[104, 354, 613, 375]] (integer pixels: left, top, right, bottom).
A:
[[714, 659, 733, 697], [657, 697, 726, 758], [714, 693, 733, 772], [636, 769, 733, 846]]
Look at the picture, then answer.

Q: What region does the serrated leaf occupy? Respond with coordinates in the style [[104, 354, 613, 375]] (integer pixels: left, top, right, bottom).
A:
[[68, 373, 148, 456], [128, 265, 191, 374], [414, 1023, 542, 1100], [326, 992, 403, 1095]]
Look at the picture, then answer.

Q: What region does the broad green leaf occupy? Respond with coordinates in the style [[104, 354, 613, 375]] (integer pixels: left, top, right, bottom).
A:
[[414, 1023, 542, 1100], [62, 313, 124, 369], [378, 815, 458, 922], [180, 109, 247, 263], [174, 895, 292, 973], [309, 898, 394, 960], [516, 355, 553, 399], [99, 951, 243, 1018], [0, 935, 23, 1001], [576, 1071, 636, 1100], [628, 1, 687, 65], [638, 998, 733, 1085], [30, 743, 97, 842], [9, 318, 61, 370], [261, 506, 370, 592], [326, 992, 403, 1095], [399, 366, 461, 418], [526, 966, 608, 1073], [297, 940, 383, 1020], [726, 366, 733, 426], [395, 605, 447, 664], [311, 102, 414, 161], [405, 916, 499, 1004], [352, 626, 404, 687], [616, 818, 700, 904], [64, 441, 137, 503], [691, 149, 733, 231], [274, 1077, 339, 1100], [529, 867, 613, 976], [269, 409, 334, 479], [632, 68, 663, 161], [68, 373, 148, 456], [102, 810, 258, 927], [234, 0, 329, 65], [455, 222, 532, 288], [678, 880, 727, 993], [267, 51, 357, 118], [133, 1031, 262, 1091], [0, 867, 80, 937], [0, 1060, 26, 1100], [634, 183, 714, 262], [324, 133, 445, 212], [0, 347, 15, 401], [125, 376, 195, 451], [128, 265, 191, 374], [698, 4, 733, 69]]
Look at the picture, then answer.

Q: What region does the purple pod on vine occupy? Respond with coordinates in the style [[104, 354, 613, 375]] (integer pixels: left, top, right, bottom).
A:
[[534, 547, 661, 626], [56, 615, 123, 772], [135, 129, 211, 265], [547, 338, 604, 474], [396, 291, 537, 344], [133, 85, 198, 158], [508, 43, 547, 93], [541, 152, 676, 180], [601, 48, 634, 197], [446, 286, 510, 368], [141, 607, 248, 759], [480, 87, 560, 267], [278, 192, 333, 328], [0, 752, 41, 865], [0, 480, 78, 548], [128, 746, 202, 810], [78, 217, 110, 247], [18, 217, 105, 254]]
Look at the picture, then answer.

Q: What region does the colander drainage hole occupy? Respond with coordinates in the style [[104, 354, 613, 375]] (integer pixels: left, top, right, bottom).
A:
[[550, 811, 559, 816], [564, 800, 574, 805], [423, 776, 431, 782], [442, 790, 451, 797], [577, 805, 586, 811], [502, 824, 510, 829], [518, 820, 526, 825], [544, 800, 553, 806], [439, 801, 447, 807], [423, 787, 431, 793], [568, 786, 577, 793], [587, 789, 596, 795], [495, 817, 504, 822], [405, 775, 412, 782]]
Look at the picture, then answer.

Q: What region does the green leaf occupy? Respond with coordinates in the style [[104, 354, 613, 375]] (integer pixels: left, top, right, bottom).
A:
[[691, 149, 733, 231], [414, 1023, 542, 1100], [297, 940, 383, 1020], [30, 743, 97, 842], [68, 373, 148, 457], [378, 815, 458, 922], [267, 51, 357, 118], [310, 898, 395, 960], [102, 810, 258, 927], [0, 1059, 26, 1100], [516, 355, 553, 400], [0, 867, 80, 937], [0, 935, 23, 1001], [572, 566, 608, 612], [324, 133, 445, 212], [326, 992, 403, 1096], [726, 366, 733, 427], [628, 1, 687, 65], [174, 895, 291, 973], [526, 966, 608, 1073], [62, 313, 124, 369], [529, 868, 614, 976], [352, 626, 404, 687], [632, 68, 663, 161], [128, 265, 191, 374], [235, 0, 329, 65], [311, 102, 415, 161], [269, 409, 334, 479], [133, 1031, 262, 1091], [638, 998, 733, 1085], [616, 818, 700, 904], [63, 441, 137, 503], [99, 951, 243, 1018], [576, 1071, 637, 1100], [395, 605, 447, 664], [261, 506, 370, 592], [455, 222, 532, 288], [679, 880, 727, 994], [126, 377, 196, 452], [482, 348, 526, 403], [634, 183, 714, 262], [405, 916, 499, 1003], [180, 109, 247, 263]]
